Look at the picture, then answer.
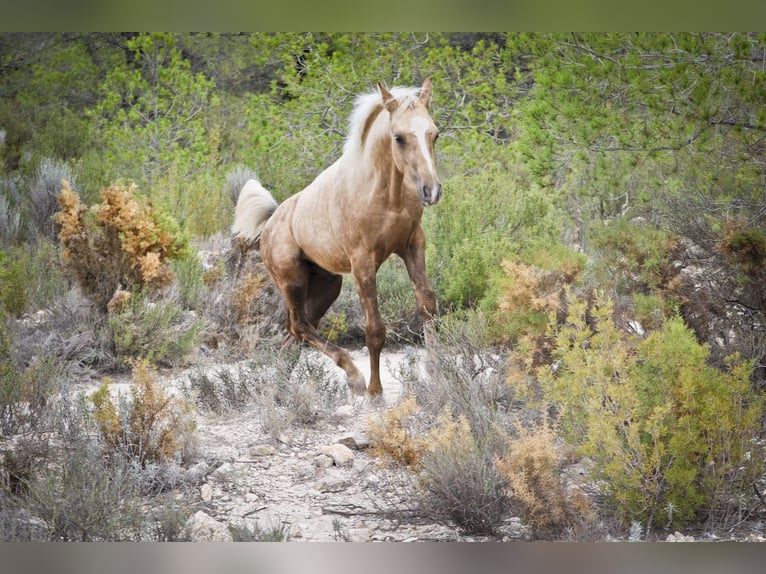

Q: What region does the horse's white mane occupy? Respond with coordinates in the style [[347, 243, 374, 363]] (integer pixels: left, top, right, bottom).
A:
[[342, 85, 422, 156]]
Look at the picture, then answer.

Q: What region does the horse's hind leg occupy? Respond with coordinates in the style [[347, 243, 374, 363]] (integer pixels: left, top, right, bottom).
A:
[[306, 266, 343, 329], [277, 264, 366, 395]]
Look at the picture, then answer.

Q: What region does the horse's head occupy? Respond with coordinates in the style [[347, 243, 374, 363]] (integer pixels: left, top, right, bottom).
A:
[[378, 77, 442, 207]]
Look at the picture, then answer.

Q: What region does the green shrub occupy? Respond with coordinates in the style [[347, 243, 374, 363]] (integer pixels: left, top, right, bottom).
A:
[[107, 293, 201, 368], [0, 180, 22, 245], [172, 252, 204, 310], [27, 157, 76, 241], [0, 242, 67, 318], [590, 218, 684, 306], [0, 338, 65, 437], [540, 289, 764, 533], [0, 250, 28, 318], [424, 166, 561, 311]]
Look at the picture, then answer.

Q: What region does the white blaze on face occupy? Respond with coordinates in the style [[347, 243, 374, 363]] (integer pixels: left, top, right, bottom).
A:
[[410, 115, 436, 179]]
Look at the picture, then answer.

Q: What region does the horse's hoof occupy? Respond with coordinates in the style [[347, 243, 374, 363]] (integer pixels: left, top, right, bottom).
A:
[[347, 374, 367, 396], [366, 382, 383, 396]]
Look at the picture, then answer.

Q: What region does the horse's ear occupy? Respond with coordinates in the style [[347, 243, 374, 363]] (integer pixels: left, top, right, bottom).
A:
[[419, 76, 433, 108], [378, 81, 398, 113]]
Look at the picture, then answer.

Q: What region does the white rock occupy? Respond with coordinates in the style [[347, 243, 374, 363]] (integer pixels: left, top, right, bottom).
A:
[[184, 511, 232, 542], [336, 433, 370, 450], [212, 462, 233, 478], [348, 528, 373, 542], [320, 443, 354, 467], [334, 405, 354, 418], [187, 461, 210, 482], [313, 454, 334, 468], [200, 483, 213, 502]]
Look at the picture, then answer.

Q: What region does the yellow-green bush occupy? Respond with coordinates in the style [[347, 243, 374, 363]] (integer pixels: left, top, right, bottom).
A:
[[539, 289, 764, 531]]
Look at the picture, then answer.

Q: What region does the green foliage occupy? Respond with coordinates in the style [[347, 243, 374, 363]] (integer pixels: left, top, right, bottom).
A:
[[0, 178, 22, 246], [425, 165, 561, 310], [0, 242, 67, 318], [107, 293, 200, 368], [540, 290, 764, 531], [493, 244, 584, 346], [590, 218, 683, 299], [92, 33, 218, 192], [0, 250, 28, 318], [172, 252, 204, 310]]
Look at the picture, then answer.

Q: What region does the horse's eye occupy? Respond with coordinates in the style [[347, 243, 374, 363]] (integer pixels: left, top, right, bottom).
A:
[[394, 134, 405, 145]]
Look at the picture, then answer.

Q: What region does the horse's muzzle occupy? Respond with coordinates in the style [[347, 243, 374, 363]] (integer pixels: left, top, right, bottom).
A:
[[419, 182, 442, 207]]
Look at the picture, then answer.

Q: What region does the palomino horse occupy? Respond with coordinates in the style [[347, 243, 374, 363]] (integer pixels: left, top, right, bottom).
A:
[[232, 77, 441, 396]]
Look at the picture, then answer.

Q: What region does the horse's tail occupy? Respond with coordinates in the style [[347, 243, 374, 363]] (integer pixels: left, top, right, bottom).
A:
[[231, 178, 279, 248]]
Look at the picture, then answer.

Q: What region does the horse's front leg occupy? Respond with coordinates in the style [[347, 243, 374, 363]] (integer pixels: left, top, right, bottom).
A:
[[352, 263, 386, 396], [402, 224, 437, 321]]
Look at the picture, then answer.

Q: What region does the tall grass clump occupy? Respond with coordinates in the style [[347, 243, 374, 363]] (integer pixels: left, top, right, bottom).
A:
[[22, 442, 146, 541], [415, 409, 508, 535], [369, 311, 517, 535]]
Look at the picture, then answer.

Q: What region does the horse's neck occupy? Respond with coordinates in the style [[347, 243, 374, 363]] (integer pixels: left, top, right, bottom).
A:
[[364, 138, 407, 212]]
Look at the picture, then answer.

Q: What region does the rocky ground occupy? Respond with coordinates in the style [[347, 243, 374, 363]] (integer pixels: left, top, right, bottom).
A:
[[160, 346, 530, 542]]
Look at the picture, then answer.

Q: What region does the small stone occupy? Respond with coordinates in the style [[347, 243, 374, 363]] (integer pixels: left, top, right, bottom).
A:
[[364, 474, 381, 487], [184, 511, 232, 542], [186, 461, 210, 482], [320, 443, 354, 467], [336, 433, 370, 450], [200, 483, 213, 502], [348, 528, 372, 542], [212, 462, 233, 478], [315, 473, 349, 492], [249, 444, 276, 457], [666, 531, 694, 542]]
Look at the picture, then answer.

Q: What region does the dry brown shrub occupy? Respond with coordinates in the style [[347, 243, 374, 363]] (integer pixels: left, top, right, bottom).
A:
[[90, 360, 196, 466], [499, 259, 583, 403], [367, 395, 424, 467], [232, 271, 265, 324], [495, 417, 593, 538], [55, 180, 184, 312]]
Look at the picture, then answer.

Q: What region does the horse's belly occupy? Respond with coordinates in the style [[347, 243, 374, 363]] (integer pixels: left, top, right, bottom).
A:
[[301, 243, 352, 275]]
